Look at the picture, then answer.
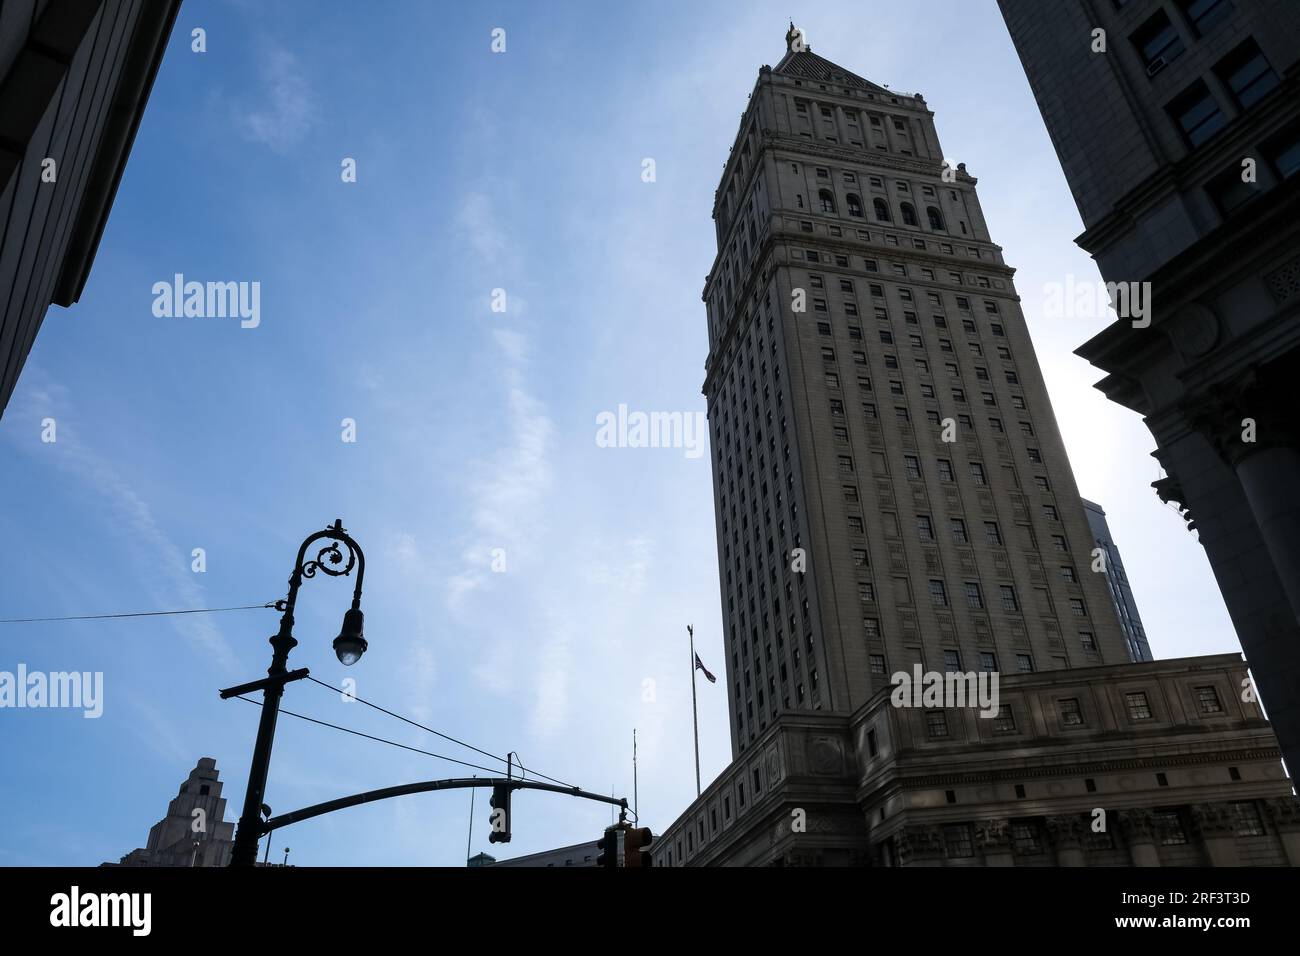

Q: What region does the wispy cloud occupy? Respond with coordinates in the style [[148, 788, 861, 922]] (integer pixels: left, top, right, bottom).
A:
[[3, 371, 238, 671], [236, 46, 319, 153]]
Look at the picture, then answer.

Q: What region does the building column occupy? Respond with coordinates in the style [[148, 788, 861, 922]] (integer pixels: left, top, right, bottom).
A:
[[975, 819, 1013, 866], [1190, 373, 1300, 627], [1234, 445, 1300, 626], [1190, 804, 1241, 867], [1262, 796, 1300, 866], [1118, 809, 1161, 866], [1046, 814, 1086, 866]]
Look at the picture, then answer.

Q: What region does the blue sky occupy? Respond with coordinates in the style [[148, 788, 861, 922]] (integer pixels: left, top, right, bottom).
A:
[[0, 0, 1241, 866]]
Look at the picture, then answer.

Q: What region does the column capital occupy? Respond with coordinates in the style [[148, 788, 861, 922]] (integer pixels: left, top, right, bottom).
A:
[[1045, 813, 1087, 849], [1117, 808, 1157, 843], [1184, 367, 1295, 467], [1262, 795, 1300, 832], [1189, 802, 1236, 838], [974, 818, 1011, 852]]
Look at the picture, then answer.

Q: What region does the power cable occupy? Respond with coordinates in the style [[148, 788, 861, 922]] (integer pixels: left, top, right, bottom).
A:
[[0, 602, 278, 624]]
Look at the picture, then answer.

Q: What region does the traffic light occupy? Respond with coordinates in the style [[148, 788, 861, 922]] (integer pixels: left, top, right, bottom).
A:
[[596, 825, 620, 868], [488, 784, 512, 844], [624, 827, 654, 868]]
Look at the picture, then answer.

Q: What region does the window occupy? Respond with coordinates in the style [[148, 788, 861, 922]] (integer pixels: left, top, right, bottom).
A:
[[904, 455, 922, 480], [1069, 598, 1086, 617], [1126, 692, 1153, 720], [929, 579, 948, 606], [1231, 801, 1264, 837], [1060, 698, 1084, 726], [818, 189, 836, 214], [1011, 822, 1043, 854], [979, 652, 996, 672], [1216, 40, 1280, 110], [1178, 0, 1234, 38], [846, 193, 864, 217], [900, 202, 918, 226], [944, 825, 973, 859], [1153, 810, 1187, 846], [1168, 80, 1227, 147], [1079, 631, 1096, 654], [858, 581, 875, 602], [926, 711, 949, 738], [1265, 121, 1300, 178], [869, 654, 886, 675], [1196, 685, 1223, 714], [1132, 10, 1184, 74], [950, 518, 968, 544], [1060, 565, 1077, 583], [838, 455, 854, 473], [937, 459, 954, 482], [1000, 586, 1019, 611], [964, 581, 984, 609], [943, 649, 961, 670], [994, 704, 1016, 733], [917, 515, 935, 541], [970, 463, 987, 486], [873, 198, 891, 222], [926, 206, 945, 231], [1015, 653, 1033, 672]]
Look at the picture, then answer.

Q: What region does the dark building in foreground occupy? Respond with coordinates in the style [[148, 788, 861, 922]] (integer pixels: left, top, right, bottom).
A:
[[998, 0, 1300, 775], [655, 24, 1296, 866], [104, 757, 235, 867], [1082, 498, 1153, 662], [0, 0, 180, 419]]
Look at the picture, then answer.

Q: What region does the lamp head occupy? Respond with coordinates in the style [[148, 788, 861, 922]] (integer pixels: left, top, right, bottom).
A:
[[333, 608, 367, 665]]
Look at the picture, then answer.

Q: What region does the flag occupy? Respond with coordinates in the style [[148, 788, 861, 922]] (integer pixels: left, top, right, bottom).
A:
[[694, 653, 717, 683]]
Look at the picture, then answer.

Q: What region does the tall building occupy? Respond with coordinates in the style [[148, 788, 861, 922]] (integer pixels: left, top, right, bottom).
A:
[[1082, 498, 1153, 662], [0, 0, 181, 419], [704, 22, 1128, 760], [103, 757, 236, 867], [998, 0, 1300, 774], [655, 24, 1297, 867]]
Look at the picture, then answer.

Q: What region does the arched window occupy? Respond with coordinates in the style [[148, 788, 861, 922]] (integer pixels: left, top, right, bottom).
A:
[[846, 193, 864, 218], [819, 189, 836, 214], [927, 206, 945, 230], [901, 202, 918, 226], [873, 198, 891, 222]]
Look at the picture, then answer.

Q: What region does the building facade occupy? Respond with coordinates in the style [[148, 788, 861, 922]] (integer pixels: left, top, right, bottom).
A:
[[657, 23, 1298, 866], [0, 0, 181, 419], [656, 654, 1299, 867], [1082, 498, 1154, 662], [998, 0, 1300, 774], [104, 757, 236, 867]]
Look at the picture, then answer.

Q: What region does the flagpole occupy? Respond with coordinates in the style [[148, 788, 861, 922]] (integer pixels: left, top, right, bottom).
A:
[[633, 728, 639, 821], [688, 624, 701, 797]]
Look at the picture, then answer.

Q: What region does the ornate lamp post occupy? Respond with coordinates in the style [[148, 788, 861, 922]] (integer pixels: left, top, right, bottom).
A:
[[228, 520, 367, 867]]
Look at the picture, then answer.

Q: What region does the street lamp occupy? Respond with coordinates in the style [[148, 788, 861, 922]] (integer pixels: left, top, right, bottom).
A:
[[228, 520, 367, 867]]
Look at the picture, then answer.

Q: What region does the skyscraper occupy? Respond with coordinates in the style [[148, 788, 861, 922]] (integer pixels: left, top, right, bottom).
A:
[[1082, 498, 1153, 663], [704, 23, 1128, 759], [998, 0, 1300, 774], [103, 757, 236, 867], [656, 24, 1297, 868]]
